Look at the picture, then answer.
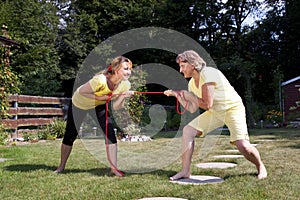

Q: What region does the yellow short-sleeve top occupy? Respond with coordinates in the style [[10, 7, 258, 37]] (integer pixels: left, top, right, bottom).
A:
[[188, 67, 242, 111], [72, 74, 131, 110]]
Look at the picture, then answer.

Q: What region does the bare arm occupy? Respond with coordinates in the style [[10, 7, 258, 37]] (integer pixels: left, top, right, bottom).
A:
[[164, 82, 215, 112], [164, 90, 199, 113], [79, 81, 134, 110], [79, 82, 110, 101], [198, 83, 215, 110]]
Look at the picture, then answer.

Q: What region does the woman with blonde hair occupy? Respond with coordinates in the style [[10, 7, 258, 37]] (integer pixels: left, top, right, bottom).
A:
[[164, 50, 267, 180], [55, 56, 134, 176]]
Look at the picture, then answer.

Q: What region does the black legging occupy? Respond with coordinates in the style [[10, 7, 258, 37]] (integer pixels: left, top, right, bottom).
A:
[[62, 102, 117, 146]]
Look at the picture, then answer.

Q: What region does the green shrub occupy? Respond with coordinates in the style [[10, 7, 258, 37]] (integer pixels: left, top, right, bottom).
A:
[[22, 131, 38, 141], [0, 129, 9, 145], [41, 118, 66, 139], [36, 128, 51, 140], [0, 123, 9, 145], [0, 63, 20, 117]]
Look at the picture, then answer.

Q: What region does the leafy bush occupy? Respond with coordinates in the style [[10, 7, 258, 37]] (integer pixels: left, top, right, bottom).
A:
[[40, 118, 66, 139], [266, 109, 283, 124], [0, 124, 9, 145], [22, 131, 38, 141], [123, 124, 141, 135], [0, 63, 20, 117]]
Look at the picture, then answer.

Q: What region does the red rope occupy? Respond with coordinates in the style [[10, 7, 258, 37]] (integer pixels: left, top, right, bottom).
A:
[[134, 91, 188, 114], [174, 90, 188, 114], [104, 90, 188, 176], [134, 91, 164, 95]]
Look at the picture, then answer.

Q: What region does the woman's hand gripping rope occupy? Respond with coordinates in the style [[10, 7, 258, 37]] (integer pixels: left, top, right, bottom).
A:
[[164, 90, 189, 114]]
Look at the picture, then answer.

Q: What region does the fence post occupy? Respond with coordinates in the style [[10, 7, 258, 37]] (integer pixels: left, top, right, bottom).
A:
[[12, 95, 18, 138]]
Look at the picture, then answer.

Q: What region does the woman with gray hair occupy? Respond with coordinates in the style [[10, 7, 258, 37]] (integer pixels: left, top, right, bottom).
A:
[[164, 50, 267, 180]]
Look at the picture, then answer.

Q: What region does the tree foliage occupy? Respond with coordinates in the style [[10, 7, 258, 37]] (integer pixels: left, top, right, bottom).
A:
[[0, 0, 61, 96], [0, 63, 19, 116], [0, 0, 299, 124], [0, 7, 20, 116]]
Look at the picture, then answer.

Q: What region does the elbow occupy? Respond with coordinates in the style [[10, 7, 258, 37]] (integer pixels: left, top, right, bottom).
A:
[[205, 102, 213, 110], [205, 106, 212, 110], [78, 87, 85, 95]]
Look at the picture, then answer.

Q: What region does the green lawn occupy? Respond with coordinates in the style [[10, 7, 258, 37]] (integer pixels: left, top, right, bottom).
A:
[[0, 128, 299, 200]]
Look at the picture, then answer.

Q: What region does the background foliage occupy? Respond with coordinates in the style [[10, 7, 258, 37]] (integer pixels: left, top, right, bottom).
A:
[[0, 0, 299, 124]]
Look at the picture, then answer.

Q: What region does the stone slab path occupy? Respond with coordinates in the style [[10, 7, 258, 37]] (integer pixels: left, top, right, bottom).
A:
[[0, 158, 13, 162], [255, 139, 274, 142], [195, 162, 237, 169], [225, 149, 239, 153], [170, 175, 224, 185], [213, 155, 244, 159]]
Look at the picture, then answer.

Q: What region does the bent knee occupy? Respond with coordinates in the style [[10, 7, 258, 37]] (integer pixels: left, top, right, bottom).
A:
[[236, 140, 252, 153], [183, 125, 201, 137]]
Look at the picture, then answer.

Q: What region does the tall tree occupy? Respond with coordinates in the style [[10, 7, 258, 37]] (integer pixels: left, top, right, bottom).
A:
[[244, 3, 285, 107], [282, 0, 300, 80], [243, 0, 300, 109], [0, 0, 61, 96], [192, 0, 261, 126], [58, 0, 168, 96]]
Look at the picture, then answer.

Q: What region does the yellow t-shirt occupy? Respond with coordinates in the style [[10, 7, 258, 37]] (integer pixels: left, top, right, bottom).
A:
[[188, 67, 242, 111], [72, 74, 131, 110]]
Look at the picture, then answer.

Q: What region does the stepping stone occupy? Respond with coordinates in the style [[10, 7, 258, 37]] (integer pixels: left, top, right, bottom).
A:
[[170, 175, 224, 185], [0, 158, 13, 162], [225, 149, 239, 153], [255, 139, 274, 142], [139, 198, 187, 200], [213, 155, 243, 159], [195, 162, 237, 169]]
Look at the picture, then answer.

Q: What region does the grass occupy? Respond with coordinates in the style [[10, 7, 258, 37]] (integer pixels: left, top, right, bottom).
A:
[[0, 128, 300, 200]]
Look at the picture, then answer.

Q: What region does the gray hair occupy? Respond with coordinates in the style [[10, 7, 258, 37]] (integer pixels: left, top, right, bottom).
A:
[[176, 50, 206, 72]]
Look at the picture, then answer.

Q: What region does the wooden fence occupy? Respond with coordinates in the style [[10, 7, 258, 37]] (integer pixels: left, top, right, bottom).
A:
[[1, 94, 70, 136]]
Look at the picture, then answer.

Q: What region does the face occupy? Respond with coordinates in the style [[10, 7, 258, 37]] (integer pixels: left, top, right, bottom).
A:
[[116, 62, 132, 81], [178, 61, 194, 78]]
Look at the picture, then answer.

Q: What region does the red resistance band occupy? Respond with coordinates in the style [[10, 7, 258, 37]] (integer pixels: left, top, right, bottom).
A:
[[105, 90, 188, 176]]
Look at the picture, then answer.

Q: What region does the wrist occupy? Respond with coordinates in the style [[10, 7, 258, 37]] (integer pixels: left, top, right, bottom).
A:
[[174, 91, 180, 99], [197, 97, 201, 106]]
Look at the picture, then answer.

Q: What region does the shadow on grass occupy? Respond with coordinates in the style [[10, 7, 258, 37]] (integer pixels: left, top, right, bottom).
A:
[[3, 164, 176, 178], [286, 144, 300, 149], [4, 164, 56, 172], [4, 164, 117, 176], [223, 172, 258, 180]]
